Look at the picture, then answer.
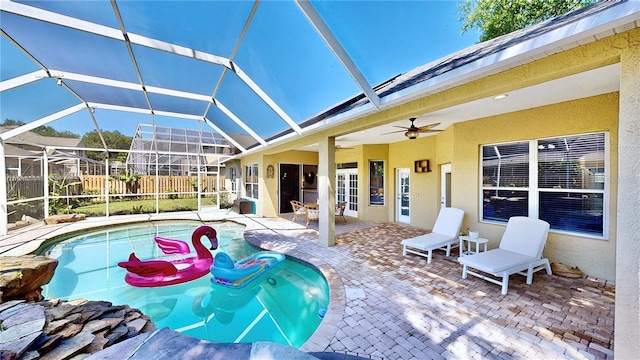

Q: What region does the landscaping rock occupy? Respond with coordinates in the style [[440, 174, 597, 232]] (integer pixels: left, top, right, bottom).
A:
[[43, 214, 86, 225], [0, 256, 58, 302], [0, 299, 156, 359]]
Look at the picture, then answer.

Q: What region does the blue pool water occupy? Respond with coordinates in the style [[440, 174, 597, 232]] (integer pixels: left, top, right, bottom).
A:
[[41, 221, 329, 348]]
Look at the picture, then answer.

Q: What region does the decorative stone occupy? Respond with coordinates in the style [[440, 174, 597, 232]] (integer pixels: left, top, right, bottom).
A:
[[0, 256, 58, 302], [82, 318, 123, 334], [104, 324, 129, 346], [45, 304, 78, 321], [0, 299, 157, 358], [85, 330, 109, 353], [43, 214, 86, 225], [0, 303, 45, 359], [38, 332, 94, 360]]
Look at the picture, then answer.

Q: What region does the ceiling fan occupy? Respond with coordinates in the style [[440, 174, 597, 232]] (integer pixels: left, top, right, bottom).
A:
[[382, 118, 441, 139]]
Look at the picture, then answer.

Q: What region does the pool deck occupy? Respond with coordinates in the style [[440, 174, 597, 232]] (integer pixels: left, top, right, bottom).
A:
[[0, 211, 614, 359]]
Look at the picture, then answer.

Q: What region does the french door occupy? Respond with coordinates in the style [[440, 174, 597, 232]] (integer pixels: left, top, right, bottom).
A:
[[336, 168, 358, 217], [396, 168, 410, 223]]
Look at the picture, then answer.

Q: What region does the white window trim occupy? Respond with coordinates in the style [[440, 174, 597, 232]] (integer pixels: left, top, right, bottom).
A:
[[479, 132, 609, 240]]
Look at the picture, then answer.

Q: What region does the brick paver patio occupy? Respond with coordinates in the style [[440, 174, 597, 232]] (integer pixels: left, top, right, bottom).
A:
[[250, 219, 615, 360]]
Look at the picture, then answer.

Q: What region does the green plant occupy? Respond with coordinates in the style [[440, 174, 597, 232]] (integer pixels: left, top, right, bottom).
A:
[[165, 189, 179, 200], [49, 175, 81, 215], [131, 205, 146, 214], [190, 178, 199, 192], [110, 168, 142, 196]]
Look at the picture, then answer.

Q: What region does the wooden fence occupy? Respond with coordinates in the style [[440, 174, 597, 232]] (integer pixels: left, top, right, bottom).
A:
[[6, 176, 45, 200], [7, 175, 226, 201], [81, 175, 225, 197]]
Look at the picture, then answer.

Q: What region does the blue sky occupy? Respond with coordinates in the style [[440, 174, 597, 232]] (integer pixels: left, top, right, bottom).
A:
[[1, 1, 479, 139]]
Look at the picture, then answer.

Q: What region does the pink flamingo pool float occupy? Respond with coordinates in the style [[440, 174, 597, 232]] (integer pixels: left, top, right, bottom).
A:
[[118, 225, 218, 287]]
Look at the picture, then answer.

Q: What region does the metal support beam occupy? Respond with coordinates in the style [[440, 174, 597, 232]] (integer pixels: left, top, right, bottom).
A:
[[0, 139, 7, 236], [0, 104, 86, 141], [296, 0, 380, 110]]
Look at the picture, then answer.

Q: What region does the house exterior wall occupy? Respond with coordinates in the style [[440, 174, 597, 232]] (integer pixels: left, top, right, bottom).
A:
[[388, 132, 440, 227], [244, 29, 639, 283], [264, 150, 319, 217], [449, 93, 618, 281]]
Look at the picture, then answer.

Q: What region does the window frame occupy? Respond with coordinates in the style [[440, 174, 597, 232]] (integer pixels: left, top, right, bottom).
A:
[[480, 132, 609, 240], [244, 164, 259, 199], [369, 160, 385, 206]]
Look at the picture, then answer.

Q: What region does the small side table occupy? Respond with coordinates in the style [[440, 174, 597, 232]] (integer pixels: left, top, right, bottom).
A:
[[459, 235, 489, 257]]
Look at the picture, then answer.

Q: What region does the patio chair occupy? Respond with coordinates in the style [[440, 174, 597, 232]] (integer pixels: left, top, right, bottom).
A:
[[304, 203, 319, 228], [290, 200, 306, 222], [458, 216, 552, 295], [401, 207, 464, 264], [336, 201, 347, 223]]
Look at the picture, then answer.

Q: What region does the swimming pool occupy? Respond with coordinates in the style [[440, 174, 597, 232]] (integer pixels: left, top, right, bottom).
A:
[[41, 221, 329, 348]]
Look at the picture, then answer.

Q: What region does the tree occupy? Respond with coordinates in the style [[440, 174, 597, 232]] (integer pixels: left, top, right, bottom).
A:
[[81, 130, 132, 162], [459, 0, 596, 42], [1, 119, 80, 138]]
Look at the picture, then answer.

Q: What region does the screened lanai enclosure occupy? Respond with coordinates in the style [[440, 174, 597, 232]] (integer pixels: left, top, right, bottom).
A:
[[1, 0, 481, 235], [126, 124, 234, 176]]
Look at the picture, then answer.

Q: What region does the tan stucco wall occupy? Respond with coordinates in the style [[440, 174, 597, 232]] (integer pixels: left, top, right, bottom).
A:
[[451, 93, 619, 281], [615, 38, 640, 357], [244, 150, 320, 218], [388, 134, 439, 227], [361, 144, 390, 222]]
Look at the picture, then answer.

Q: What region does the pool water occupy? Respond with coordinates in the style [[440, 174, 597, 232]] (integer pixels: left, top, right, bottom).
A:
[[41, 222, 329, 348]]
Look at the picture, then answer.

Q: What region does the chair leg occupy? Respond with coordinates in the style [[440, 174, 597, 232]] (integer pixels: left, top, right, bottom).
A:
[[526, 264, 534, 285], [501, 274, 509, 295], [462, 265, 468, 279], [445, 243, 451, 257], [427, 249, 432, 264], [544, 259, 552, 275], [402, 245, 407, 256]]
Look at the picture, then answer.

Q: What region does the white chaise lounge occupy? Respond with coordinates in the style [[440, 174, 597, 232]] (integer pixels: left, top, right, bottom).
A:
[[458, 216, 552, 295], [401, 207, 464, 264]]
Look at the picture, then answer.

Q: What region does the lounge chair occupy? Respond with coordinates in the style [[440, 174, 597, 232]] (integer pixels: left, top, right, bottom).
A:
[[458, 216, 552, 295], [401, 207, 464, 264], [290, 200, 306, 222]]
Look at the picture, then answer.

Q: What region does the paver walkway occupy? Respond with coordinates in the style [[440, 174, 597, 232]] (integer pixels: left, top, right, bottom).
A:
[[248, 219, 614, 360]]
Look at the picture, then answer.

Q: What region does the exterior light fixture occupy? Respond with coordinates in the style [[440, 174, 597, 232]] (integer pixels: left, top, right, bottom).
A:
[[56, 78, 62, 86], [493, 94, 508, 100]]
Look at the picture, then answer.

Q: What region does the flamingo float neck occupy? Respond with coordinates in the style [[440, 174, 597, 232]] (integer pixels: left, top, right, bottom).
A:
[[192, 225, 218, 258]]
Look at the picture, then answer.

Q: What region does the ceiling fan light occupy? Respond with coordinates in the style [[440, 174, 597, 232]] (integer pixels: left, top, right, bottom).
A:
[[405, 130, 419, 139]]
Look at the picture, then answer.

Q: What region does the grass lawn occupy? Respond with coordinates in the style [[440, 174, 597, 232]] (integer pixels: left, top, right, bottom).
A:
[[73, 197, 221, 216]]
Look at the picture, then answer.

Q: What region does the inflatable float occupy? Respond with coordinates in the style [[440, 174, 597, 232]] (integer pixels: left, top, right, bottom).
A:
[[118, 225, 218, 287], [211, 251, 285, 288]]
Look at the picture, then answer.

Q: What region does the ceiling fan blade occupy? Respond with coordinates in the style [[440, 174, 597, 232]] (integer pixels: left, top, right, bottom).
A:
[[380, 129, 407, 135], [392, 126, 411, 130], [416, 122, 441, 132], [419, 129, 443, 133]]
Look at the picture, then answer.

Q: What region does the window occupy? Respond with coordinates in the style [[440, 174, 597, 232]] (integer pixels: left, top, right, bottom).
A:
[[369, 160, 384, 205], [244, 164, 259, 199], [481, 133, 606, 237], [230, 167, 237, 193]]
